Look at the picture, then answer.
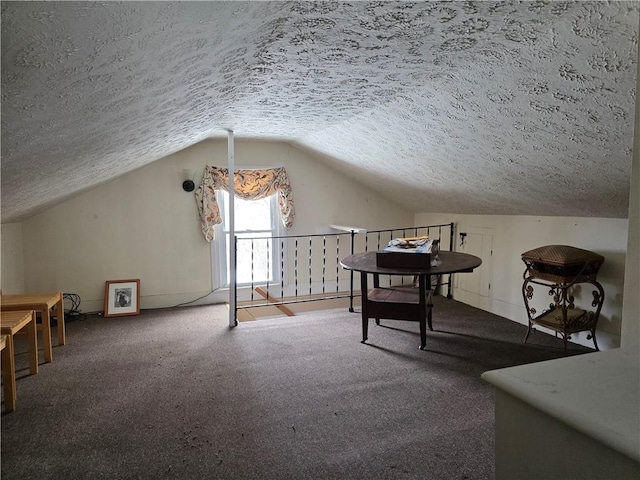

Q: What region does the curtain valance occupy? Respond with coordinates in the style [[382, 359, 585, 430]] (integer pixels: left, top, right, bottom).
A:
[[195, 166, 295, 241]]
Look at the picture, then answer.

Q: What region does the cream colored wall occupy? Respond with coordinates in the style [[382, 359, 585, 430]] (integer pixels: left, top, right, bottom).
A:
[[21, 146, 212, 312], [0, 223, 25, 295], [0, 223, 25, 294], [16, 140, 412, 313], [415, 213, 628, 349], [231, 141, 413, 234]]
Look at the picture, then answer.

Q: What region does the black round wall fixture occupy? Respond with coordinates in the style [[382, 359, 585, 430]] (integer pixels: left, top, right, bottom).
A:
[[182, 179, 195, 192]]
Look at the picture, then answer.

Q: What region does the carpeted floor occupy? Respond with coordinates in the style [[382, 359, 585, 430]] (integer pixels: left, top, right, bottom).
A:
[[1, 298, 591, 480]]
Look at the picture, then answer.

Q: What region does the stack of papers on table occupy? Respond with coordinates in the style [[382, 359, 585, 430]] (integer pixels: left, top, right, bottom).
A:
[[383, 237, 433, 254], [377, 237, 434, 268]]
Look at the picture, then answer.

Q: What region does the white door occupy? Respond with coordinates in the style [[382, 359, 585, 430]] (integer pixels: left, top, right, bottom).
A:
[[457, 227, 493, 309]]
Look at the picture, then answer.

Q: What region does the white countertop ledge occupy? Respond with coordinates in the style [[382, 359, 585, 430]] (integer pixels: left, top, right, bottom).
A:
[[481, 346, 640, 462]]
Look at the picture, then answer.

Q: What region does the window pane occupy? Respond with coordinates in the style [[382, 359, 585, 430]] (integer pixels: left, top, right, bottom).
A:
[[236, 233, 273, 284], [220, 191, 272, 231], [236, 196, 272, 230]]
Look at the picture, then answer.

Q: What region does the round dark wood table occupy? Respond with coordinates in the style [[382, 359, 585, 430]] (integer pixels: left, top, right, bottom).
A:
[[341, 251, 482, 349]]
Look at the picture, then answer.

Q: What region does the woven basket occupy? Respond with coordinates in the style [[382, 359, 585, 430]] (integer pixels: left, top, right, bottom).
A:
[[521, 245, 604, 283]]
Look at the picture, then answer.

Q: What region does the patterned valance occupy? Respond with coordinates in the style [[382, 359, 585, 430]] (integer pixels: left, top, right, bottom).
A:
[[194, 166, 295, 242]]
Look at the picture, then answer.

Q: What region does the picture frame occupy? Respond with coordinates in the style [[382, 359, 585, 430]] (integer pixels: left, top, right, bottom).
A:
[[104, 279, 140, 317]]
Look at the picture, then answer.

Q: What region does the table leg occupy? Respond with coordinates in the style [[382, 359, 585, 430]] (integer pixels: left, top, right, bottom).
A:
[[27, 311, 38, 374], [2, 336, 16, 412], [373, 273, 380, 325], [360, 273, 369, 344], [427, 275, 434, 331], [419, 275, 427, 350], [40, 308, 53, 363], [55, 294, 66, 345]]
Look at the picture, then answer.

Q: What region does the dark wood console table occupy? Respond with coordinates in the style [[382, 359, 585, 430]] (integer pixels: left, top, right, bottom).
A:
[[341, 251, 482, 349]]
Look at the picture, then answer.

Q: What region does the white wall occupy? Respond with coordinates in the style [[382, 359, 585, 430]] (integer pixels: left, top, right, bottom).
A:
[[12, 140, 411, 313], [621, 41, 640, 348], [415, 213, 628, 349], [3, 137, 634, 347]]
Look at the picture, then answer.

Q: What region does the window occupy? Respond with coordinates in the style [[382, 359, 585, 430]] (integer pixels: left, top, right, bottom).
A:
[[212, 190, 283, 289]]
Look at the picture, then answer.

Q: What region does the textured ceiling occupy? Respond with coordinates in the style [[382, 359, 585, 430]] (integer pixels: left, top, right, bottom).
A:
[[1, 1, 638, 223]]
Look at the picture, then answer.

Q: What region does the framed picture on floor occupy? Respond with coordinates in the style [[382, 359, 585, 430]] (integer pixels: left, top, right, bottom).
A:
[[104, 279, 140, 317]]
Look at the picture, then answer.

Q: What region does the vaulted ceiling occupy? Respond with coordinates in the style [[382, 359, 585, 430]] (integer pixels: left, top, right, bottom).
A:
[[1, 1, 638, 223]]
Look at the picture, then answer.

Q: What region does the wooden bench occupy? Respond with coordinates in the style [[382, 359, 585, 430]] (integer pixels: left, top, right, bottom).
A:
[[1, 334, 16, 412], [0, 310, 39, 375], [1, 292, 65, 363]]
